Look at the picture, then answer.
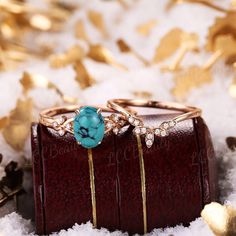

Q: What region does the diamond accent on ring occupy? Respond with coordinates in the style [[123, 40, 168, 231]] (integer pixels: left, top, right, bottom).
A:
[[134, 127, 141, 134], [128, 116, 135, 124]]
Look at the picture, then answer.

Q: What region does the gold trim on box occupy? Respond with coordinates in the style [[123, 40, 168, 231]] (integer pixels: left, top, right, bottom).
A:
[[88, 148, 97, 228], [136, 135, 147, 234]]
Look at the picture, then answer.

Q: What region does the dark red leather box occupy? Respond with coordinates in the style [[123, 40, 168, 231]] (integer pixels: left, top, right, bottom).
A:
[[31, 113, 217, 235]]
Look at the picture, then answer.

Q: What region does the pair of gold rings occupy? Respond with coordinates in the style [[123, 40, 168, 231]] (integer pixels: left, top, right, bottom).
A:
[[39, 99, 202, 149]]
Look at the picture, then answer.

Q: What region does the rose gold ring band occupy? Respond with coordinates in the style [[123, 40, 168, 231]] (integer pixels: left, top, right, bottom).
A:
[[107, 99, 202, 123]]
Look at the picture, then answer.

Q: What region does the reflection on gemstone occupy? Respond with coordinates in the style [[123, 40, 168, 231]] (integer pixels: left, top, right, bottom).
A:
[[73, 106, 105, 148]]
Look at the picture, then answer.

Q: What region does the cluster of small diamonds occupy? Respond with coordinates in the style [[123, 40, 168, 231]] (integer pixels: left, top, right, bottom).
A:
[[52, 116, 72, 136], [105, 113, 127, 135], [131, 116, 176, 148]]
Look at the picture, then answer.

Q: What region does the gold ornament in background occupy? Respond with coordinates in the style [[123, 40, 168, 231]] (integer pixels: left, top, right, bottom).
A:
[[75, 20, 90, 43], [20, 72, 78, 104], [201, 202, 236, 236], [153, 28, 199, 69], [49, 45, 85, 68], [0, 0, 74, 71], [206, 14, 236, 66], [0, 117, 9, 130], [232, 0, 236, 7], [87, 44, 128, 70], [74, 62, 95, 89], [132, 91, 153, 99], [87, 10, 108, 38], [166, 0, 236, 14], [117, 39, 150, 66], [172, 65, 212, 100], [136, 19, 157, 36], [2, 98, 33, 151], [226, 137, 236, 151]]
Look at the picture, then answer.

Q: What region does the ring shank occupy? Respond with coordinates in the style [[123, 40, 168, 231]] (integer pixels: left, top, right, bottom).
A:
[[107, 99, 202, 123]]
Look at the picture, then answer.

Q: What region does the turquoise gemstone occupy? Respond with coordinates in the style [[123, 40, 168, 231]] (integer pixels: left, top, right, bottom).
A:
[[73, 106, 105, 148]]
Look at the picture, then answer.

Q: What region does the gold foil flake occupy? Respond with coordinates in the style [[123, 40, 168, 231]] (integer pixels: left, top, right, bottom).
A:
[[201, 202, 236, 236], [153, 28, 184, 63], [232, 0, 236, 7], [161, 32, 199, 71], [0, 117, 9, 130], [87, 10, 107, 38], [229, 77, 236, 98], [136, 19, 157, 36], [87, 44, 128, 70], [215, 35, 236, 58], [172, 66, 212, 100], [167, 0, 236, 13], [75, 20, 90, 42], [117, 39, 149, 66], [74, 61, 95, 89], [50, 45, 85, 68], [30, 14, 52, 31], [206, 14, 236, 52], [2, 98, 33, 151], [226, 137, 236, 151], [20, 72, 78, 103], [132, 91, 152, 99]]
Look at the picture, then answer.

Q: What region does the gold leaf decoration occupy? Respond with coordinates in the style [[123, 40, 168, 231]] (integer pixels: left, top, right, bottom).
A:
[[232, 0, 236, 7], [226, 137, 236, 151], [0, 117, 9, 130], [136, 19, 157, 36], [87, 10, 107, 37], [206, 14, 236, 52], [172, 66, 212, 100], [74, 61, 95, 89], [201, 202, 236, 236], [87, 44, 127, 70], [75, 19, 90, 42], [2, 99, 33, 151], [49, 45, 85, 68], [20, 72, 78, 103], [153, 28, 184, 63], [117, 39, 150, 66], [132, 91, 152, 99], [214, 35, 236, 58], [167, 0, 236, 13], [229, 77, 236, 98], [161, 32, 199, 71]]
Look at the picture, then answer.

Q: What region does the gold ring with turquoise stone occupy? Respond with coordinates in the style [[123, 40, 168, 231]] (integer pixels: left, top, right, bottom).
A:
[[39, 105, 127, 148]]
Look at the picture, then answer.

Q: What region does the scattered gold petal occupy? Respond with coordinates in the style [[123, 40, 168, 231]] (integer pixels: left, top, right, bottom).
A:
[[201, 202, 236, 236], [50, 45, 85, 68], [153, 28, 183, 63], [232, 0, 236, 7], [172, 66, 212, 100], [206, 14, 236, 52], [214, 35, 236, 58], [167, 0, 236, 13], [74, 61, 95, 89], [136, 19, 157, 36], [226, 137, 236, 151], [132, 91, 152, 99], [88, 44, 128, 70], [0, 117, 9, 130], [20, 72, 78, 104], [161, 32, 199, 71], [2, 99, 33, 151], [30, 14, 52, 31], [117, 39, 150, 66], [87, 10, 107, 37], [75, 19, 90, 42], [229, 77, 236, 98]]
